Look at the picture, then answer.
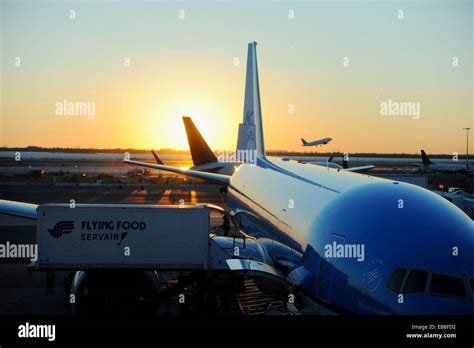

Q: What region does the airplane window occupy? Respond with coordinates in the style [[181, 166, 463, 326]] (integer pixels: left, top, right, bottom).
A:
[[429, 273, 466, 298], [403, 270, 428, 294], [387, 268, 407, 293]]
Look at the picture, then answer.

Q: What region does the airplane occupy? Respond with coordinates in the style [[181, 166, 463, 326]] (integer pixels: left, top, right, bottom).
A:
[[152, 147, 238, 176], [123, 42, 474, 314], [151, 117, 240, 176], [301, 137, 332, 147], [420, 149, 472, 173], [299, 156, 375, 173], [1, 42, 473, 315], [151, 150, 165, 165], [151, 77, 259, 175]]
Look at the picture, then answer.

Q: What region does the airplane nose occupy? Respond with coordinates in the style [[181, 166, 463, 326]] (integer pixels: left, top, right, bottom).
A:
[[310, 181, 473, 272], [305, 181, 474, 314]]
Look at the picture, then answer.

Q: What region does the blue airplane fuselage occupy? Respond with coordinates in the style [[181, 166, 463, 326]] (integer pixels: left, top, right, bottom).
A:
[[226, 158, 474, 314]]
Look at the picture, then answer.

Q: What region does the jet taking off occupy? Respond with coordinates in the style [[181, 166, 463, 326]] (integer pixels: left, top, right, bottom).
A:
[[301, 137, 332, 147], [125, 42, 474, 315]]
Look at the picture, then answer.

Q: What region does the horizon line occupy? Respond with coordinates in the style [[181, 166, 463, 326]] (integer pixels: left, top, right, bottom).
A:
[[0, 146, 472, 158]]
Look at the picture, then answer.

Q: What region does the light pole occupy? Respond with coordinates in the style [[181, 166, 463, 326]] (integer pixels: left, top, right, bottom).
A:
[[463, 127, 470, 169]]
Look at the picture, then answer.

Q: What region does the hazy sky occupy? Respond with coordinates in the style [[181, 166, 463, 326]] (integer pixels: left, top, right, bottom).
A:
[[1, 0, 472, 153]]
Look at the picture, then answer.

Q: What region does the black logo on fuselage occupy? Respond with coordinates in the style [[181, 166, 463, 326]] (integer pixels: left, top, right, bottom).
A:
[[48, 221, 75, 238]]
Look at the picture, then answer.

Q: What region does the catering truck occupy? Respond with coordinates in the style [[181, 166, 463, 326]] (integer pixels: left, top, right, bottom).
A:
[[35, 204, 210, 269], [30, 203, 287, 315]]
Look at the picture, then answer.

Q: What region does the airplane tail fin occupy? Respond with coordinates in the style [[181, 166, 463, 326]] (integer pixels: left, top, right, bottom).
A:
[[342, 155, 349, 169], [182, 116, 218, 166], [421, 150, 433, 165], [244, 42, 266, 162], [301, 138, 307, 145]]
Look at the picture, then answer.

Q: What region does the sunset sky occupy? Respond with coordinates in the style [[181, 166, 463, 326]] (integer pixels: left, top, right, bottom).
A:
[[1, 0, 472, 154]]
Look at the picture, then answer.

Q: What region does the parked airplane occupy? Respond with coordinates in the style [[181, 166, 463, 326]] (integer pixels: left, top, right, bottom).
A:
[[300, 156, 375, 173], [151, 67, 259, 175], [151, 150, 164, 165], [301, 137, 332, 147], [152, 147, 237, 176], [176, 116, 239, 175], [421, 149, 472, 173], [124, 42, 474, 314], [1, 42, 472, 315], [150, 118, 237, 175]]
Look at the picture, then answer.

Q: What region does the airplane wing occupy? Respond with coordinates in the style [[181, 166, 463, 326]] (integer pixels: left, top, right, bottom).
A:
[[151, 150, 165, 165], [0, 200, 38, 220], [124, 160, 230, 185], [345, 165, 376, 172]]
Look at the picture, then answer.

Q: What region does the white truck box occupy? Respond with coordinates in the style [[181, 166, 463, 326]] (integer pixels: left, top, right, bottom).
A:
[[35, 204, 210, 269]]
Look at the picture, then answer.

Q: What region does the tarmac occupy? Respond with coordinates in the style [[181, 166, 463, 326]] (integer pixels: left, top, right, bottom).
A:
[[0, 184, 226, 316]]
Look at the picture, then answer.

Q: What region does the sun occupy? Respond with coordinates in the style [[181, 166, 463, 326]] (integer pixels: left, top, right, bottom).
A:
[[144, 103, 220, 151]]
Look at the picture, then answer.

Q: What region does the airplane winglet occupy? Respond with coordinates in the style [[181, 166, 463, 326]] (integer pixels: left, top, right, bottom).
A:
[[0, 200, 38, 220]]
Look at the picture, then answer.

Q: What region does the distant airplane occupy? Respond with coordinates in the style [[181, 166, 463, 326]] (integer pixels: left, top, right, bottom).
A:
[[303, 156, 375, 172], [301, 137, 332, 147], [421, 150, 472, 173], [151, 92, 258, 175], [182, 116, 242, 175], [152, 117, 240, 176], [151, 151, 164, 165]]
